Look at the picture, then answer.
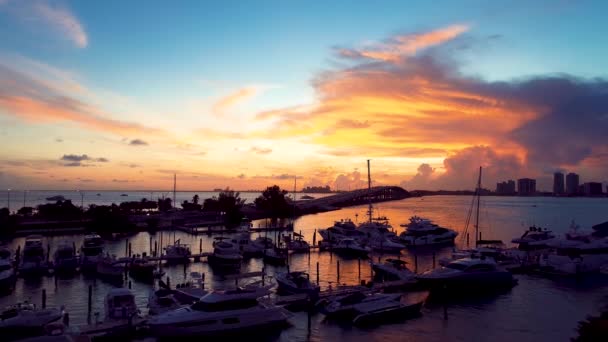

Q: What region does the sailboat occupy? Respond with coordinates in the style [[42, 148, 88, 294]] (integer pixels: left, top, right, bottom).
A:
[[439, 167, 511, 265]]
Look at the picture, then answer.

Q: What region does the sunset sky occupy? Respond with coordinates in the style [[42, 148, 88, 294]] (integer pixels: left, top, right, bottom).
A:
[[1, 0, 607, 191]]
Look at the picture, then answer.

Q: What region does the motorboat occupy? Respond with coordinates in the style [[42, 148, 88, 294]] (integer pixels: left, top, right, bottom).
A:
[[0, 259, 16, 292], [262, 247, 288, 266], [331, 238, 370, 258], [0, 302, 64, 340], [173, 272, 208, 304], [104, 288, 138, 321], [96, 254, 124, 282], [417, 257, 517, 291], [284, 233, 310, 253], [129, 255, 156, 281], [358, 217, 397, 241], [237, 217, 253, 232], [163, 240, 191, 264], [148, 288, 182, 316], [398, 216, 458, 247], [231, 234, 273, 257], [367, 236, 404, 253], [146, 285, 292, 337], [318, 290, 422, 325], [19, 235, 47, 277], [539, 235, 608, 275], [511, 225, 556, 251], [372, 258, 416, 282], [80, 233, 104, 272], [52, 242, 78, 274], [275, 271, 320, 297], [208, 238, 242, 269], [318, 219, 366, 242]]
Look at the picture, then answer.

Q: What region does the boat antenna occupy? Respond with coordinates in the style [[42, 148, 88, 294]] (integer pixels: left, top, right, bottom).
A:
[[367, 159, 372, 224], [475, 166, 482, 245]]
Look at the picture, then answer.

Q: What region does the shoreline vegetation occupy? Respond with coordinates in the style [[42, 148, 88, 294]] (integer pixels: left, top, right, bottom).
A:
[[1, 185, 606, 238]]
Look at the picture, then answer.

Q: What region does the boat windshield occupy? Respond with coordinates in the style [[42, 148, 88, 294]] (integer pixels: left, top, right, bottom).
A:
[[445, 263, 468, 271], [191, 298, 258, 312]]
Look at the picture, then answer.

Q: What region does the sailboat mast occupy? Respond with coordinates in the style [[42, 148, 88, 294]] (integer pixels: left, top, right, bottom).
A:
[[173, 173, 177, 209], [292, 176, 297, 220], [367, 159, 372, 223], [475, 166, 482, 245]]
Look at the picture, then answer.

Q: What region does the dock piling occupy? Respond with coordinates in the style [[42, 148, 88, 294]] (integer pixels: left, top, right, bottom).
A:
[[433, 252, 436, 269], [41, 289, 46, 309], [88, 285, 92, 314], [316, 262, 319, 285], [358, 258, 361, 280], [199, 238, 202, 253], [125, 240, 128, 257], [337, 260, 340, 284], [128, 243, 132, 258], [128, 281, 132, 289], [166, 276, 171, 289], [415, 254, 418, 273], [466, 233, 470, 247]]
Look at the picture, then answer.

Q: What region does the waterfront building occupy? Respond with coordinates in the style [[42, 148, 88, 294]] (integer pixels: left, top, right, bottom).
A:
[[553, 172, 565, 195], [566, 173, 580, 195], [517, 178, 536, 196], [582, 182, 603, 196], [496, 180, 516, 195]]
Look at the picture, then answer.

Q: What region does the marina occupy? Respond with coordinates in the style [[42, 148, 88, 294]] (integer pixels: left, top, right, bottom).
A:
[[0, 194, 607, 340]]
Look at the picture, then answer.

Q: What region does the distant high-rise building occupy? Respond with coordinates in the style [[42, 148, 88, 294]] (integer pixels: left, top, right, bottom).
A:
[[517, 178, 536, 196], [566, 173, 580, 195], [553, 172, 565, 195], [582, 182, 603, 196], [496, 180, 516, 195]]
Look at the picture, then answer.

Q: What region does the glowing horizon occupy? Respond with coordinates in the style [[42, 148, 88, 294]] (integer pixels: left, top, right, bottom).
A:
[[1, 1, 608, 192]]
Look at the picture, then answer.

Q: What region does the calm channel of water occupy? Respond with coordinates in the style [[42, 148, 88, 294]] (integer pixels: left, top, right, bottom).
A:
[[2, 195, 608, 341]]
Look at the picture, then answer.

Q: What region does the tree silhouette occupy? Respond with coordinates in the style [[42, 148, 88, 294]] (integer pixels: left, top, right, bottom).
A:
[[254, 185, 291, 218], [203, 188, 245, 225]]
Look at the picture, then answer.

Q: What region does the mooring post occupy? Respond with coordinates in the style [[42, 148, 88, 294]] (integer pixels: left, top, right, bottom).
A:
[[128, 243, 132, 258], [166, 276, 171, 289], [415, 254, 418, 273], [312, 229, 317, 247], [149, 239, 153, 255], [154, 241, 158, 257], [337, 260, 340, 283], [199, 238, 202, 254], [466, 233, 470, 247], [358, 258, 361, 280], [42, 288, 46, 309], [88, 285, 92, 314], [128, 281, 132, 289], [433, 252, 436, 269], [316, 261, 320, 285], [125, 240, 128, 257]]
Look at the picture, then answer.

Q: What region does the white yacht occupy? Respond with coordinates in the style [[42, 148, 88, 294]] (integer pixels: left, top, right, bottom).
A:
[[358, 217, 397, 241], [53, 241, 78, 274], [19, 235, 47, 276], [81, 233, 104, 272], [146, 285, 292, 337], [104, 288, 138, 321], [539, 235, 608, 275], [164, 240, 191, 263], [0, 302, 64, 339], [398, 216, 458, 247], [237, 217, 253, 232], [284, 233, 310, 253], [417, 257, 516, 290], [275, 271, 320, 296], [367, 235, 404, 253], [231, 234, 273, 257], [0, 248, 15, 291], [262, 247, 288, 266], [372, 258, 416, 282], [331, 238, 370, 258], [318, 219, 366, 242], [511, 225, 556, 251], [208, 238, 242, 269], [96, 254, 124, 282]]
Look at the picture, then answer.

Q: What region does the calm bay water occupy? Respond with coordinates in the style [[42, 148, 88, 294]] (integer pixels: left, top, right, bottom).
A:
[[1, 195, 608, 341]]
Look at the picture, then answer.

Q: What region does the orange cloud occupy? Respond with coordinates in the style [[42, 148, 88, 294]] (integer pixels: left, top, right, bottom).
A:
[[212, 87, 259, 115], [0, 95, 163, 137], [338, 24, 469, 62]]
